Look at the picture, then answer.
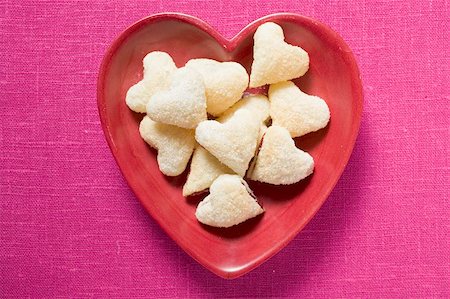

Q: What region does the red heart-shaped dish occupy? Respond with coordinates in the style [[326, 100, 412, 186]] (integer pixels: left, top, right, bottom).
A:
[[97, 13, 363, 279]]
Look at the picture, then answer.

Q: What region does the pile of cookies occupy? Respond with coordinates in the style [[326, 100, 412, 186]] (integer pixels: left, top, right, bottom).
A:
[[126, 22, 330, 228]]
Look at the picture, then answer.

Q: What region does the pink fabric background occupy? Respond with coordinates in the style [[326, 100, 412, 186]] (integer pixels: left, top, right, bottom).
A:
[[1, 0, 449, 297]]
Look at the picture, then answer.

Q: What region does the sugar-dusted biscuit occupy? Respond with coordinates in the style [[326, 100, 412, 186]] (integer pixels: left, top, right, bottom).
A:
[[195, 174, 264, 228], [139, 116, 195, 176], [147, 67, 207, 129], [269, 81, 330, 137], [248, 126, 314, 185], [249, 22, 309, 87], [126, 51, 177, 113], [182, 146, 233, 197], [186, 59, 249, 116], [195, 109, 260, 176]]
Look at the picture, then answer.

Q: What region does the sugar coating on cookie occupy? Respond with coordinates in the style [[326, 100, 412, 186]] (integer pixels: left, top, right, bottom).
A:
[[249, 22, 309, 87], [183, 146, 233, 197], [249, 125, 314, 185], [217, 94, 270, 124], [195, 174, 264, 228], [147, 67, 207, 129], [186, 59, 249, 116], [126, 51, 177, 113], [269, 81, 330, 137], [139, 116, 195, 176], [195, 109, 260, 177]]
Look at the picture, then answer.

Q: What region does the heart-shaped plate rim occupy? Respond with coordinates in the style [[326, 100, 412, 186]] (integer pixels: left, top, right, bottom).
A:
[[97, 12, 363, 279]]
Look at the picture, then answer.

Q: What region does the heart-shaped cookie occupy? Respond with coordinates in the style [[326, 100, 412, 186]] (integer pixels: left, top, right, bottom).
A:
[[196, 174, 264, 228], [139, 116, 195, 176], [183, 146, 233, 197], [269, 81, 330, 137], [195, 109, 260, 176], [249, 126, 314, 185], [98, 13, 363, 279], [249, 22, 309, 87], [147, 67, 207, 129], [125, 51, 177, 113], [185, 59, 249, 116], [217, 94, 270, 124]]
